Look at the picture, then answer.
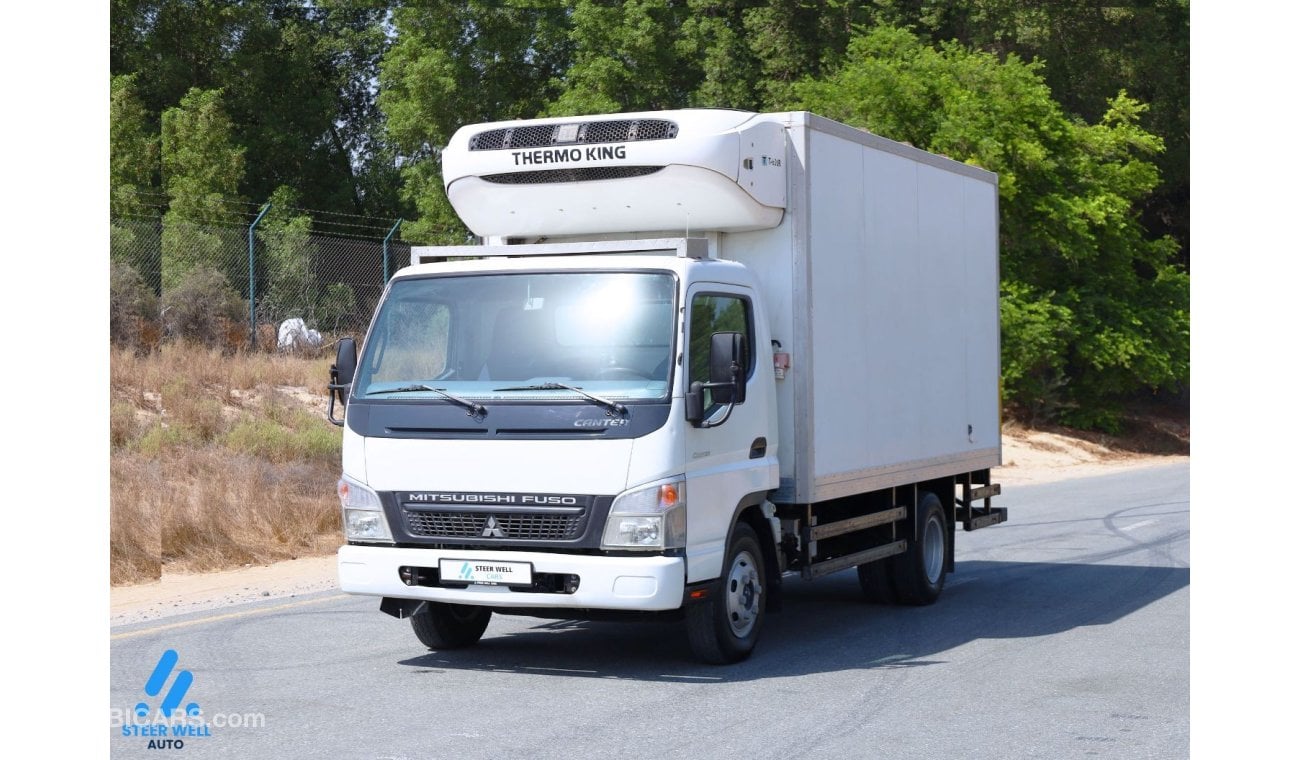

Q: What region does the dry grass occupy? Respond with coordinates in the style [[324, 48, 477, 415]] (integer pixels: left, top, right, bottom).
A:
[[111, 457, 164, 583], [111, 342, 334, 400], [155, 451, 341, 573], [110, 342, 342, 585]]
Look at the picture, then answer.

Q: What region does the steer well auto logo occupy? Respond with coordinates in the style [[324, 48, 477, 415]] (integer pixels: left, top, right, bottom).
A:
[[139, 649, 199, 720], [113, 648, 264, 750]]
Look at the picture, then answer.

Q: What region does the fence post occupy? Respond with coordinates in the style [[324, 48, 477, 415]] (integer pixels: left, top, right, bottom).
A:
[[247, 202, 272, 349], [382, 218, 403, 283]]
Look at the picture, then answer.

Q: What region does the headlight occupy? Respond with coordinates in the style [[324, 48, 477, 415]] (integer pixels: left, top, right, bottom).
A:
[[601, 480, 686, 550], [338, 476, 393, 543]]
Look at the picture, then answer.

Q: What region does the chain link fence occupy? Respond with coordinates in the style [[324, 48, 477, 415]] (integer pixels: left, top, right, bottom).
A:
[[110, 213, 420, 352]]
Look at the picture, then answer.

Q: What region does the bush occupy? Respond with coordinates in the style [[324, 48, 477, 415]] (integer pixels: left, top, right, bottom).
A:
[[317, 282, 357, 333], [221, 410, 339, 464], [110, 261, 159, 349], [134, 422, 197, 456], [110, 402, 142, 450], [161, 265, 246, 348], [1000, 282, 1076, 425]]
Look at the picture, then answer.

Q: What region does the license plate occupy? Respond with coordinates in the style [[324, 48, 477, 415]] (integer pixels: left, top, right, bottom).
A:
[[440, 559, 533, 587]]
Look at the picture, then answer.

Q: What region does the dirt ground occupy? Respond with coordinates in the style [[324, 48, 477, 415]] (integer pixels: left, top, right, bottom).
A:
[[110, 423, 1189, 627], [995, 421, 1187, 485]]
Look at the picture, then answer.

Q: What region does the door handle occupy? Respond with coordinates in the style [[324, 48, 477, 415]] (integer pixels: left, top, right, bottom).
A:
[[749, 437, 767, 459]]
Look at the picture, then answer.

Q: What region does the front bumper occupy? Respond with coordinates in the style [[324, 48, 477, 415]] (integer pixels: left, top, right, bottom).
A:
[[337, 545, 685, 611]]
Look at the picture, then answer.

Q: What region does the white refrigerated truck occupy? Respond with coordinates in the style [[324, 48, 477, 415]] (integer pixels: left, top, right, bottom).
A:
[[330, 109, 1005, 663]]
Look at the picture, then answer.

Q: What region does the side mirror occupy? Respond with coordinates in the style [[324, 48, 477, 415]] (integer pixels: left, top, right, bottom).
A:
[[333, 337, 357, 387], [686, 332, 747, 427], [327, 337, 357, 426], [708, 331, 746, 405]]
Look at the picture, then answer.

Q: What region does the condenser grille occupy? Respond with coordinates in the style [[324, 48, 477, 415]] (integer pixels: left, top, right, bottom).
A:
[[469, 119, 678, 151]]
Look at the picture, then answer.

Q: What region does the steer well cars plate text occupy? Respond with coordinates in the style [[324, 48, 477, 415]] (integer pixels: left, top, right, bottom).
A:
[[440, 559, 533, 586]]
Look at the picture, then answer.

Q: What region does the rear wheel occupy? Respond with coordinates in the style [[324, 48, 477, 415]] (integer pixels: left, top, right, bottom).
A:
[[686, 522, 766, 664], [890, 492, 948, 605], [856, 557, 897, 604], [410, 602, 492, 649]]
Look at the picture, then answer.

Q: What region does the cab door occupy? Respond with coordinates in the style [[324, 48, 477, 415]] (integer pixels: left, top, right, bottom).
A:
[[682, 283, 773, 583]]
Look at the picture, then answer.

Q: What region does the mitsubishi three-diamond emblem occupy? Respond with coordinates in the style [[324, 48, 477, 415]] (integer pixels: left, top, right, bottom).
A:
[[482, 516, 506, 538]]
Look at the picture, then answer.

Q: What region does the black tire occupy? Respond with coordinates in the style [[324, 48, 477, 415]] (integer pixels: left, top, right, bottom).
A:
[[857, 557, 897, 604], [410, 602, 492, 649], [890, 492, 948, 606], [686, 522, 766, 664]]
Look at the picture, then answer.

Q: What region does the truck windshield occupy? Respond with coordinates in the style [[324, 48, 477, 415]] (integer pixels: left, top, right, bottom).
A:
[[354, 271, 677, 402]]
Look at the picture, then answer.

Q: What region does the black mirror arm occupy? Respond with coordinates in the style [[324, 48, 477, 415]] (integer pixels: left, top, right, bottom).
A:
[[687, 379, 739, 429], [327, 366, 349, 427], [696, 400, 736, 429]]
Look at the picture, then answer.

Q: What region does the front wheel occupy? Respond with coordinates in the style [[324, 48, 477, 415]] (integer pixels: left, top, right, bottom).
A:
[[686, 523, 766, 664], [410, 602, 492, 649]]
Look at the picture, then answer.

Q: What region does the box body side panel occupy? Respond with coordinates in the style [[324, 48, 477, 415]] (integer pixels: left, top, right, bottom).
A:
[[801, 126, 1001, 499]]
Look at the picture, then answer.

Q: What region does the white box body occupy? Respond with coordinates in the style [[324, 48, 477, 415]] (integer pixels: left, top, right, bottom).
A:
[[727, 113, 1000, 503]]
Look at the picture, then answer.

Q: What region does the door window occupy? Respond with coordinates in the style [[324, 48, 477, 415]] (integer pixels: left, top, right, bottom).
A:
[[689, 294, 753, 412]]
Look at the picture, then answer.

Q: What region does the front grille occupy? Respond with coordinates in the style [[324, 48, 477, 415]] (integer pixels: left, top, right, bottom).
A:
[[481, 166, 663, 185], [469, 119, 678, 151], [404, 509, 587, 541]]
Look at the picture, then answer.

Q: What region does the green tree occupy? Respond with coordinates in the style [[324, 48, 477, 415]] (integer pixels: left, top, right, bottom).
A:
[[380, 1, 573, 242], [110, 73, 160, 219], [257, 186, 318, 325], [679, 1, 763, 109], [160, 87, 246, 288], [739, 0, 861, 108], [110, 74, 162, 284], [544, 0, 697, 115], [793, 26, 1188, 429], [161, 88, 246, 225], [861, 0, 1189, 262], [111, 0, 401, 220]]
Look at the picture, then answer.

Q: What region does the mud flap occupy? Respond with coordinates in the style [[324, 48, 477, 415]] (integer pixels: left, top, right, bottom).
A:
[[380, 597, 428, 619]]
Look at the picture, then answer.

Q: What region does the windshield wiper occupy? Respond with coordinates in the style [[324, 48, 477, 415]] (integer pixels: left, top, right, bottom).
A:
[[493, 382, 628, 416], [367, 383, 487, 417]]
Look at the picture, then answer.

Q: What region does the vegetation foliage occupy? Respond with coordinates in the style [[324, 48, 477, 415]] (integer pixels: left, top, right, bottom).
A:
[[160, 265, 247, 348]]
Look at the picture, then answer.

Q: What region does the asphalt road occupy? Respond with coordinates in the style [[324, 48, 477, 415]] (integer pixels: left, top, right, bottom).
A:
[[110, 462, 1189, 759]]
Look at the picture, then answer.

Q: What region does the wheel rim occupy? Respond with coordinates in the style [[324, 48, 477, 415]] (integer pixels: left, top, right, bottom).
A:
[[725, 549, 762, 638], [922, 513, 945, 585]]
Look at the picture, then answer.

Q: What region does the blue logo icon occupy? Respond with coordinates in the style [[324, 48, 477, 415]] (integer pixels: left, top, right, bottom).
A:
[[458, 562, 474, 580], [136, 650, 200, 718]]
